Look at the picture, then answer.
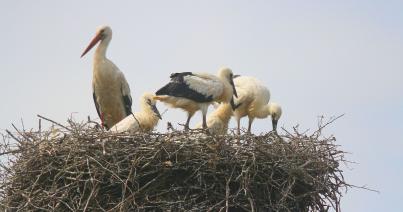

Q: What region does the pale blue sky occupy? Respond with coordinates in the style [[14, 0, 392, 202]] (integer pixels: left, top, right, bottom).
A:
[[1, 1, 402, 211]]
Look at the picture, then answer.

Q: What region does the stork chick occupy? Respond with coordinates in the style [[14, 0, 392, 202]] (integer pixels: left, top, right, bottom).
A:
[[233, 76, 282, 134], [266, 102, 282, 131], [154, 67, 238, 130], [196, 103, 233, 134], [110, 93, 161, 133], [81, 25, 132, 129]]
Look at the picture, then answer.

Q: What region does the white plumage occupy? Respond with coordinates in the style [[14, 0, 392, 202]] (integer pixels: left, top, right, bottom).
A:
[[196, 103, 233, 134], [233, 76, 282, 133], [155, 67, 238, 130], [266, 102, 282, 131], [109, 93, 161, 133], [81, 25, 133, 129], [184, 74, 224, 99]]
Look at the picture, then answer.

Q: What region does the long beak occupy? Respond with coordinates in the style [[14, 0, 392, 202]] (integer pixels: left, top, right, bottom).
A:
[[272, 118, 278, 131], [151, 104, 162, 120], [230, 78, 238, 98], [230, 98, 242, 111], [230, 98, 236, 111], [81, 33, 102, 58]]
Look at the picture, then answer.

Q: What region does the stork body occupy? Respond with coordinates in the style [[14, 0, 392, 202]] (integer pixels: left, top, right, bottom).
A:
[[233, 76, 282, 134], [155, 67, 237, 130], [110, 93, 161, 133], [196, 103, 233, 134], [81, 26, 132, 129]]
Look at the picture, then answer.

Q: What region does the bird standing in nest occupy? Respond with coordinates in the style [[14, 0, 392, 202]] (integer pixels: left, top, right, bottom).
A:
[[81, 25, 133, 129], [154, 67, 238, 130]]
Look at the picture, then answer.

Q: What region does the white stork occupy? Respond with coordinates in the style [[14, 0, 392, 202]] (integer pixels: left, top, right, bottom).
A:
[[154, 67, 238, 130], [81, 25, 133, 129], [196, 103, 233, 135], [109, 93, 161, 133], [233, 76, 282, 134]]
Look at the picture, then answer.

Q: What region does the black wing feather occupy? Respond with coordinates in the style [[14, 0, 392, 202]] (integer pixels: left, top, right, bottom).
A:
[[170, 72, 193, 80], [93, 92, 109, 129], [122, 94, 132, 116], [93, 92, 102, 119], [156, 72, 213, 102], [120, 82, 133, 116]]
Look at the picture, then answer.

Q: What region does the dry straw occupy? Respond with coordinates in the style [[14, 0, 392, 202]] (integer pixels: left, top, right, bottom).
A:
[[0, 115, 349, 211]]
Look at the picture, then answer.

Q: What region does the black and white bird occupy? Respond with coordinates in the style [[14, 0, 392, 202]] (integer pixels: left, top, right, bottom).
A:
[[233, 76, 282, 134], [81, 25, 132, 129], [109, 93, 161, 133], [154, 67, 238, 130]]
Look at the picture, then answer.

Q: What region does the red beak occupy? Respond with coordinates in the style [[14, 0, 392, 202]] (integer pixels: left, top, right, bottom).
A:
[[81, 33, 102, 58]]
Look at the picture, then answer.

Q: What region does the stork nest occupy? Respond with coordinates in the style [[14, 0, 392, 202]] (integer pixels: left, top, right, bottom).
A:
[[0, 116, 348, 211]]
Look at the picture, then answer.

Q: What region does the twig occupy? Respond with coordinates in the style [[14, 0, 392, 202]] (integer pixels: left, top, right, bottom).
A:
[[5, 129, 21, 143], [37, 114, 71, 131]]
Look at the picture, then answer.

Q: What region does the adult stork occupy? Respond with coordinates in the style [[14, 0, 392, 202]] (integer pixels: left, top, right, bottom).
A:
[[233, 76, 282, 134], [154, 67, 238, 130], [81, 25, 132, 129]]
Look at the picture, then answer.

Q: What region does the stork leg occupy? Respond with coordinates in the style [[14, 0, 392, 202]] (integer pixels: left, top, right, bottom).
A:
[[247, 117, 254, 134], [202, 114, 207, 129], [201, 106, 208, 129], [100, 113, 106, 129], [235, 117, 241, 145], [184, 114, 192, 131], [236, 117, 241, 135]]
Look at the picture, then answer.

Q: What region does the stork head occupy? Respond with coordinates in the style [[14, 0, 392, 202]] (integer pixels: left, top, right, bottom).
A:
[[81, 25, 113, 57], [142, 93, 162, 120], [267, 102, 282, 131], [218, 67, 238, 98]]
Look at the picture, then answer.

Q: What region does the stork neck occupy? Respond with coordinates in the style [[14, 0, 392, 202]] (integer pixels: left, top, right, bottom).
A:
[[216, 104, 233, 123], [219, 80, 233, 102], [94, 38, 110, 60], [137, 103, 159, 131], [255, 105, 271, 119]]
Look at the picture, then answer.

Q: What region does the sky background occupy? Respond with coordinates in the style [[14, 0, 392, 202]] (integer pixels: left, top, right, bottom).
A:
[[1, 0, 402, 211]]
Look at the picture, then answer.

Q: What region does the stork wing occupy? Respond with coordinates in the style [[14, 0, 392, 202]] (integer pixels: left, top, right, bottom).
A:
[[92, 90, 111, 129], [92, 91, 102, 119], [233, 76, 270, 111], [119, 72, 133, 116], [170, 72, 193, 79], [156, 72, 216, 102], [184, 73, 224, 99]]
